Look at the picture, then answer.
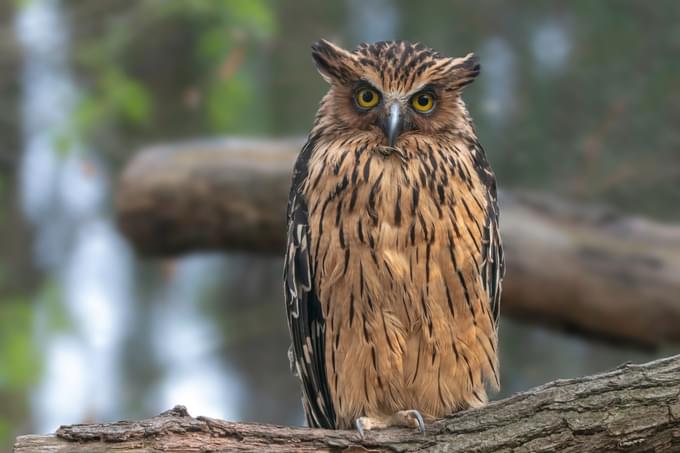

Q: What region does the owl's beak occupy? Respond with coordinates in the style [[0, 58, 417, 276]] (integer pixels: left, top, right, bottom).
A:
[[382, 102, 403, 147]]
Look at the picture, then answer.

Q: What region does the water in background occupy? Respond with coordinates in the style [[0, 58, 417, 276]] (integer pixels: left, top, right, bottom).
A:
[[3, 1, 677, 450]]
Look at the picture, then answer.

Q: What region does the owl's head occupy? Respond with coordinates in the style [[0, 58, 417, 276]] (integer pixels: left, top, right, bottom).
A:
[[311, 40, 480, 147]]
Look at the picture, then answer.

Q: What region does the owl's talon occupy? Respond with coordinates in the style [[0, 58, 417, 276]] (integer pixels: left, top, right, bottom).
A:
[[395, 409, 426, 433], [354, 417, 367, 439]]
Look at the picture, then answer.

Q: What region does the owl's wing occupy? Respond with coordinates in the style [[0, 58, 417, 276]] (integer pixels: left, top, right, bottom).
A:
[[283, 139, 336, 429], [483, 200, 504, 327], [480, 164, 504, 328]]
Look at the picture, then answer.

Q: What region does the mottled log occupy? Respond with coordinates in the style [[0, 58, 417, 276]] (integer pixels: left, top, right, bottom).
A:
[[499, 191, 680, 347], [14, 354, 680, 452], [115, 138, 300, 255], [115, 138, 680, 346]]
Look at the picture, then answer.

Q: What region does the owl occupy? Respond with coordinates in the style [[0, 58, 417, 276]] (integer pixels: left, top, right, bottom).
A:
[[284, 40, 503, 435]]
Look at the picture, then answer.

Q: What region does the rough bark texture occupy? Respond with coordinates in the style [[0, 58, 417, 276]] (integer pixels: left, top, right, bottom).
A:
[[115, 138, 680, 346], [14, 354, 680, 452]]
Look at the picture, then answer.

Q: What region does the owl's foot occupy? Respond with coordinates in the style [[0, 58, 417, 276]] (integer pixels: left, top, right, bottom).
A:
[[354, 410, 425, 438]]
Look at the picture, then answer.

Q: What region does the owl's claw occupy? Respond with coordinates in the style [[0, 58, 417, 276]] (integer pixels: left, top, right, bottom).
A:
[[395, 409, 425, 433], [355, 417, 366, 439]]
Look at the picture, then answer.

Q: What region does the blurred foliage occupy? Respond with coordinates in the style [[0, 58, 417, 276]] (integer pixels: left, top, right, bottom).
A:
[[69, 0, 275, 155]]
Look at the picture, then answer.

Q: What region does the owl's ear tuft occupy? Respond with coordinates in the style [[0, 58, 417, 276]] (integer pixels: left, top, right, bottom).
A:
[[443, 52, 480, 91], [311, 39, 357, 84]]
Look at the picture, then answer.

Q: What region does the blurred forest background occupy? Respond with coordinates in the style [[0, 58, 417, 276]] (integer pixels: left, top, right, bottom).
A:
[[0, 0, 679, 451]]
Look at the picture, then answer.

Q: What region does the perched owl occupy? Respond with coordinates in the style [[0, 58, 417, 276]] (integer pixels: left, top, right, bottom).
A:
[[284, 40, 503, 435]]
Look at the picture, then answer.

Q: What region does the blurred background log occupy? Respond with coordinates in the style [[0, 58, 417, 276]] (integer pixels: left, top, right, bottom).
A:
[[14, 355, 680, 452], [115, 138, 680, 347]]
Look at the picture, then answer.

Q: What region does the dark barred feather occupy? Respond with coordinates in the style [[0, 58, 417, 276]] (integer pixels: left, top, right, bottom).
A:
[[283, 138, 336, 428]]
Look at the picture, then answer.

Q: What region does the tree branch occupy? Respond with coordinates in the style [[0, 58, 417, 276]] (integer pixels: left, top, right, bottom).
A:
[[114, 138, 680, 346], [15, 354, 680, 452]]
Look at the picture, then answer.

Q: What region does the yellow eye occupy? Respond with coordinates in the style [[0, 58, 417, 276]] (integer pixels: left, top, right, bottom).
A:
[[355, 88, 380, 109], [411, 92, 435, 113]]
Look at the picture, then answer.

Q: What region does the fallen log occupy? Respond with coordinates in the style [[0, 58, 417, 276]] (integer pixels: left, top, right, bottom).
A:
[[116, 138, 300, 255], [14, 354, 680, 452], [115, 138, 680, 346]]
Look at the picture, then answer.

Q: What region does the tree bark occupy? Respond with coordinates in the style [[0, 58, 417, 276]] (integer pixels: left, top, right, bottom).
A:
[[114, 138, 680, 347], [14, 354, 680, 452]]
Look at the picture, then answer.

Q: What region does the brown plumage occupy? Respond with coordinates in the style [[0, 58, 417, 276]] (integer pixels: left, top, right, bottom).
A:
[[284, 40, 504, 432]]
